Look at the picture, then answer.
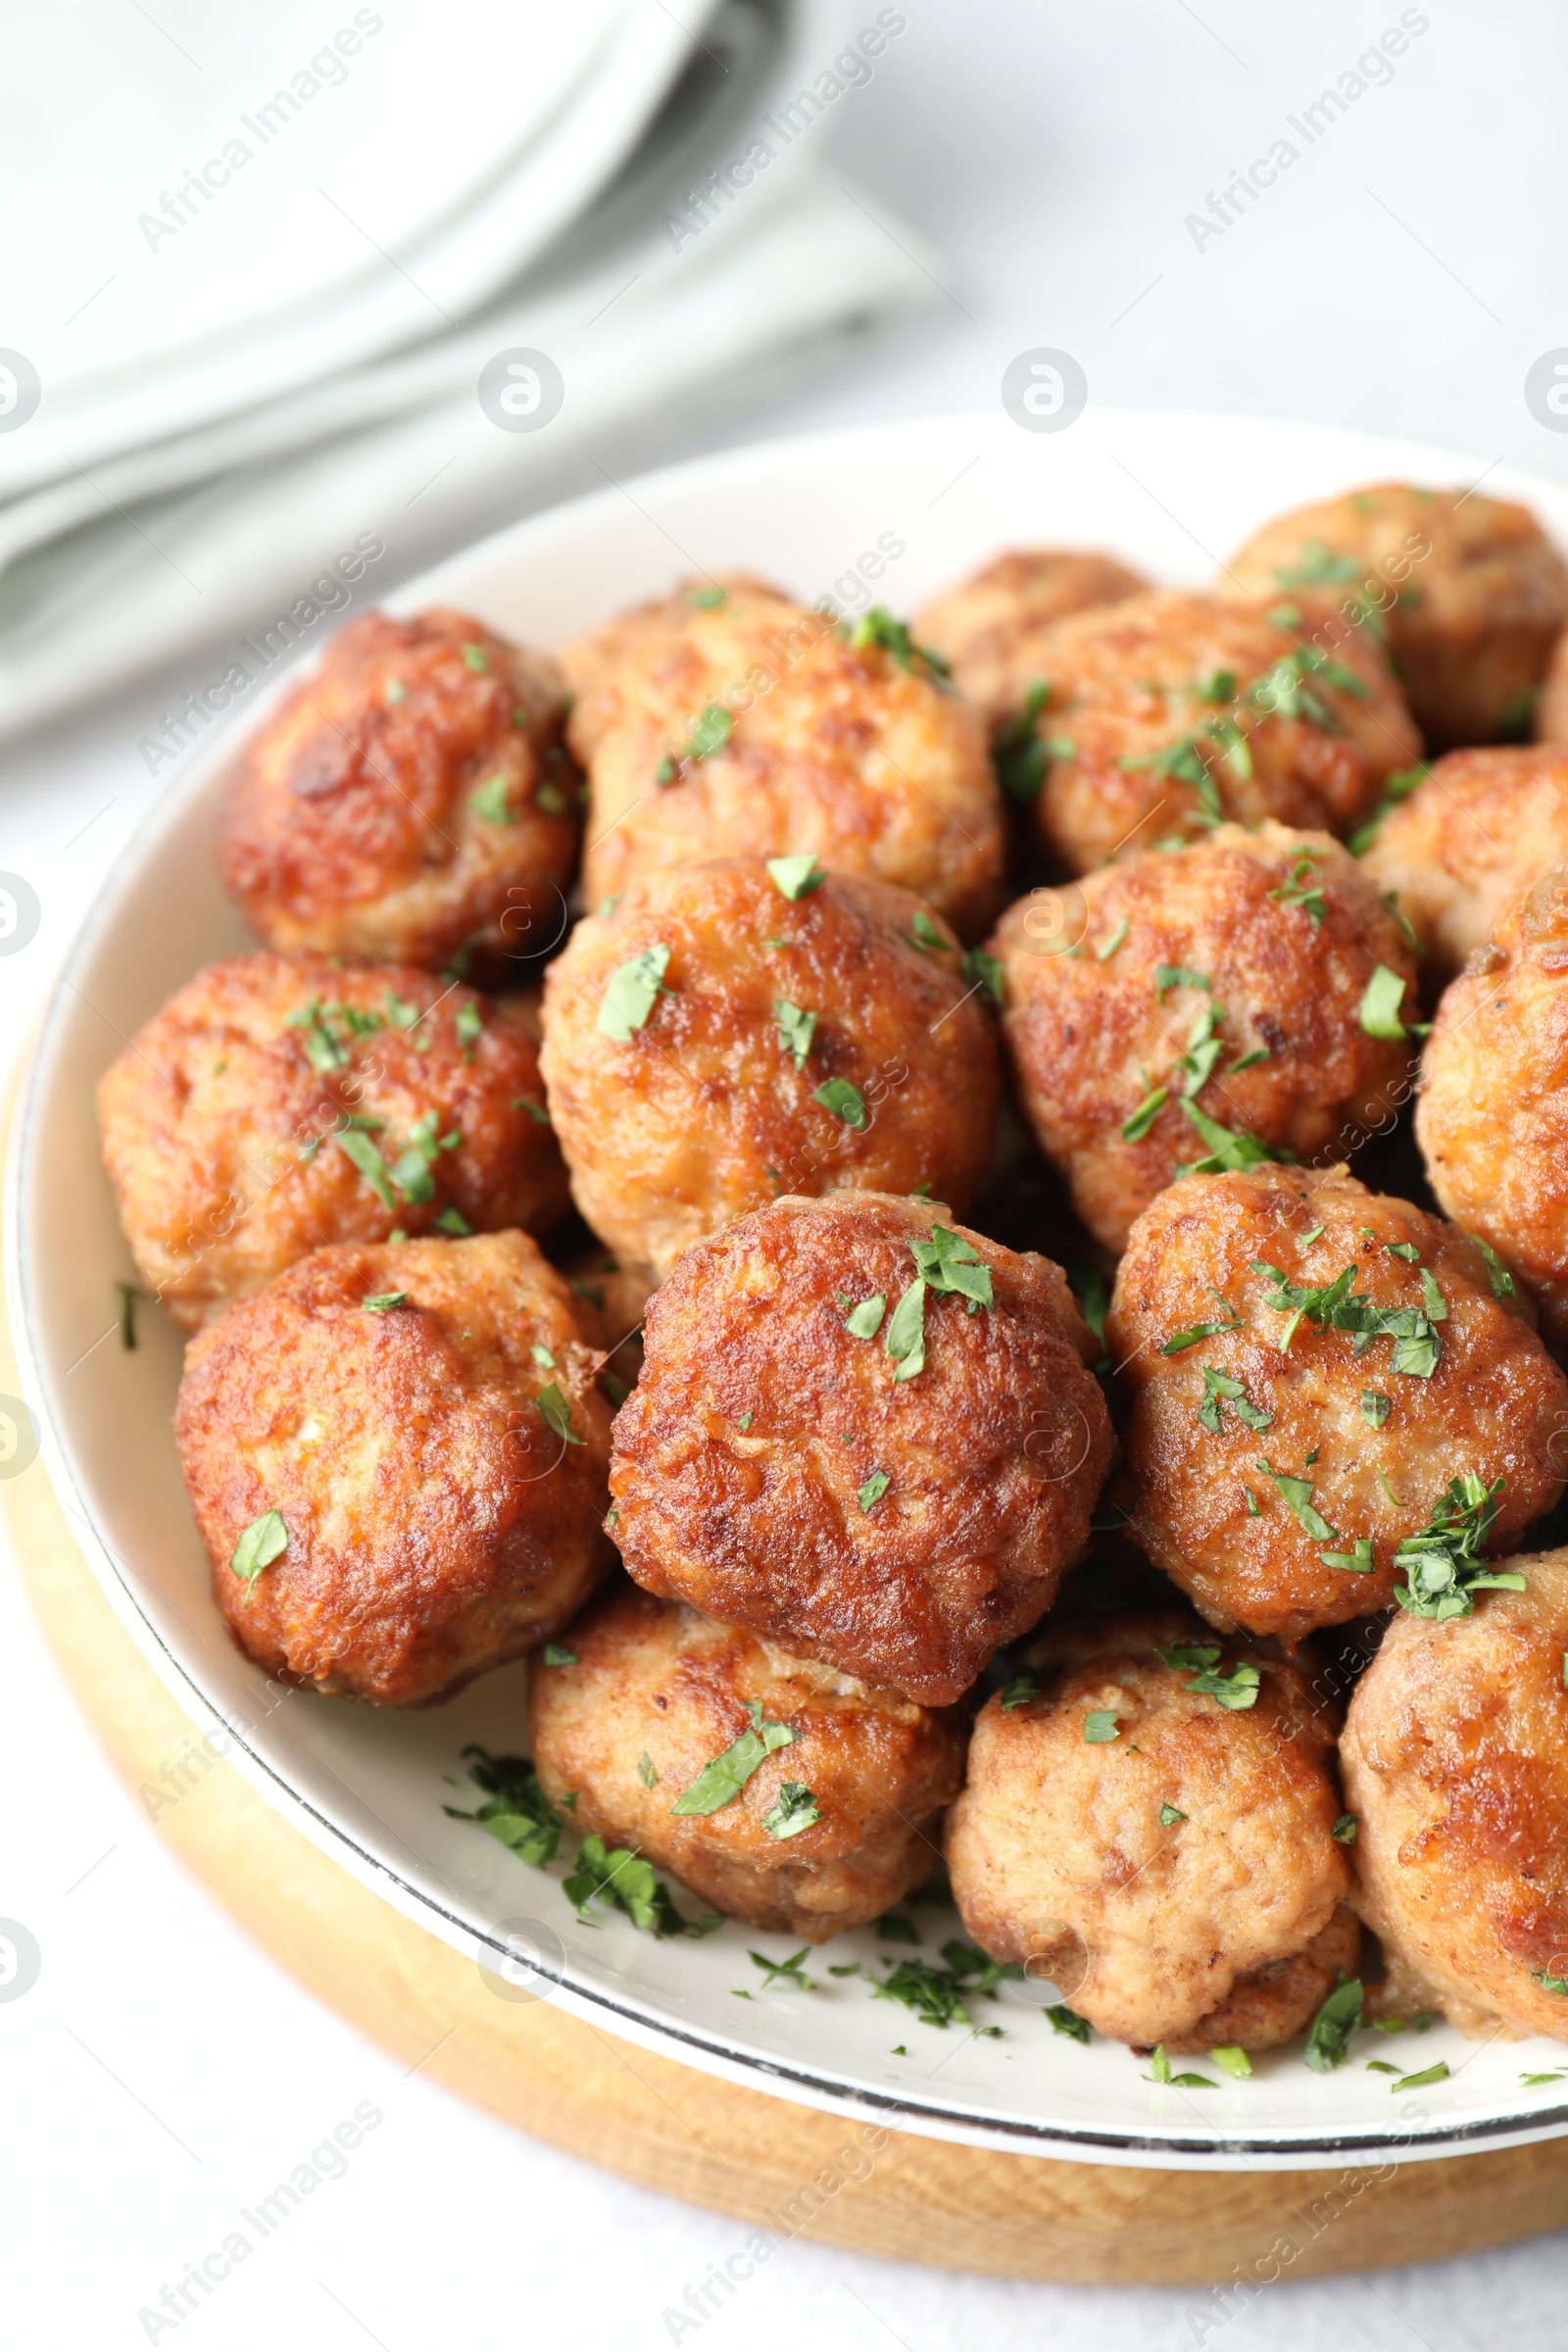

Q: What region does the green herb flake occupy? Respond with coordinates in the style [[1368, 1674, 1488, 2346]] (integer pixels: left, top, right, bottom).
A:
[[877, 1914, 920, 1944], [1047, 2004, 1092, 2043], [1394, 1473, 1518, 1619], [1160, 1292, 1241, 1353], [761, 1782, 822, 1839], [637, 1751, 659, 1788], [1122, 1085, 1169, 1143], [750, 1946, 811, 1991], [1359, 963, 1410, 1040], [1348, 762, 1428, 855], [959, 946, 1005, 1006], [540, 1642, 577, 1666], [1393, 2062, 1450, 2092], [1147, 2044, 1216, 2088], [901, 909, 950, 954], [536, 1382, 586, 1446], [1470, 1235, 1519, 1307], [775, 1000, 817, 1070], [468, 773, 514, 825], [670, 703, 733, 765], [229, 1508, 287, 1599], [858, 1472, 891, 1514], [736, 1411, 755, 1433], [461, 643, 490, 672], [1001, 1671, 1039, 1712], [1269, 857, 1328, 927], [1197, 1363, 1274, 1436], [1176, 1100, 1283, 1176], [843, 1293, 887, 1339], [813, 1077, 867, 1128], [1304, 1974, 1364, 2072], [766, 853, 827, 901], [1159, 1803, 1187, 1827], [1084, 1709, 1120, 1742], [1097, 918, 1130, 962], [531, 1343, 557, 1368], [1361, 1390, 1391, 1429], [334, 1127, 397, 1210], [598, 944, 673, 1042], [361, 1292, 408, 1314], [562, 1835, 700, 1936], [669, 1701, 797, 1816], [444, 1745, 562, 1867], [1333, 1813, 1360, 1844], [455, 1001, 483, 1057], [1210, 2045, 1252, 2079], [847, 607, 950, 680], [435, 1205, 472, 1236], [690, 584, 728, 609]]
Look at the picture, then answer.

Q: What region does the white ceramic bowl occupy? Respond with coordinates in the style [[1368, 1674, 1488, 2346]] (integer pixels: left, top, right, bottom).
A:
[[14, 408, 1568, 2170]]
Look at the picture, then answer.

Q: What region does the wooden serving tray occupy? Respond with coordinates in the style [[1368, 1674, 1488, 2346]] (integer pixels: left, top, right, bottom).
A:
[[10, 1448, 1568, 2285]]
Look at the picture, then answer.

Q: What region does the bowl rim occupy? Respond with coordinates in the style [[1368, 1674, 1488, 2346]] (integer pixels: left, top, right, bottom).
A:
[[15, 402, 1568, 2170]]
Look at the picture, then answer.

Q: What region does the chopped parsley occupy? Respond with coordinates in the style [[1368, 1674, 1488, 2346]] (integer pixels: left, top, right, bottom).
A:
[[1249, 1257, 1444, 1378], [540, 1642, 577, 1666], [435, 1205, 472, 1236], [1156, 1642, 1261, 1710], [361, 1292, 407, 1313], [813, 1077, 867, 1128], [845, 608, 950, 680], [1197, 1365, 1273, 1435], [668, 1700, 797, 1816], [1084, 1710, 1120, 1742], [878, 1914, 919, 1943], [690, 583, 728, 609], [637, 1752, 659, 1788], [1393, 2062, 1450, 2092], [287, 995, 383, 1073], [1359, 963, 1411, 1040], [842, 1293, 886, 1339], [536, 1382, 585, 1446], [1048, 2003, 1092, 2042], [390, 1107, 460, 1203], [1333, 1813, 1360, 1844], [1160, 1291, 1241, 1352], [562, 1835, 704, 1936], [1304, 1974, 1363, 2072], [1066, 1261, 1110, 1369], [1122, 1085, 1169, 1143], [531, 1344, 557, 1368], [598, 944, 672, 1041], [1211, 2045, 1252, 2079], [766, 853, 826, 900], [1177, 1101, 1282, 1175], [871, 1941, 1022, 2031], [1120, 733, 1224, 826], [229, 1508, 286, 1600], [1147, 2045, 1216, 2088], [1001, 1670, 1039, 1711], [1159, 1803, 1187, 1827], [444, 1745, 561, 1867], [1361, 1390, 1391, 1429], [334, 1127, 397, 1210], [661, 703, 732, 778], [461, 643, 490, 671], [1155, 964, 1212, 1002], [994, 683, 1053, 801], [900, 909, 950, 954], [751, 1945, 811, 1988], [1348, 762, 1428, 856], [1269, 857, 1327, 927], [468, 773, 514, 825], [455, 1002, 483, 1057], [761, 1783, 822, 1839], [884, 1224, 993, 1384], [1393, 1474, 1521, 1619], [775, 1000, 816, 1069], [959, 946, 1005, 1006], [1470, 1234, 1520, 1307], [858, 1472, 891, 1513]]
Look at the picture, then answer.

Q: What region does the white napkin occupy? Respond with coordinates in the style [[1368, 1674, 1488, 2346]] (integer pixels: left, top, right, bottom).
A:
[[0, 0, 939, 741]]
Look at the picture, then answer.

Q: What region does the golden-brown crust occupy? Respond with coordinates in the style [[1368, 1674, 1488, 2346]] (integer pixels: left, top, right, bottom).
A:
[[1535, 619, 1568, 744], [1341, 1550, 1568, 2041], [174, 1233, 613, 1705], [529, 1583, 967, 1940], [1359, 746, 1568, 984], [988, 823, 1420, 1251], [609, 1193, 1113, 1705], [1106, 1165, 1568, 1641], [539, 858, 1002, 1281], [1005, 589, 1418, 874], [1225, 481, 1568, 751], [1170, 1905, 1362, 2055], [561, 575, 1004, 939], [96, 953, 568, 1330], [912, 547, 1148, 725], [219, 608, 579, 967], [1417, 866, 1568, 1346], [944, 1607, 1352, 2047]]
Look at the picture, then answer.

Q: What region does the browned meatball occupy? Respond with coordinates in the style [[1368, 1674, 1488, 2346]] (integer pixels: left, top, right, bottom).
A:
[[1106, 1165, 1568, 1642], [538, 858, 1002, 1282], [1000, 589, 1418, 873], [529, 1584, 967, 1940], [609, 1192, 1112, 1705], [945, 1608, 1354, 2049], [912, 547, 1148, 726], [1417, 866, 1568, 1347], [988, 823, 1419, 1251], [561, 576, 1004, 939], [1536, 619, 1568, 744], [1359, 747, 1568, 983], [1342, 1549, 1568, 2041], [1225, 481, 1568, 751], [96, 953, 567, 1331], [219, 608, 579, 968], [175, 1233, 612, 1705]]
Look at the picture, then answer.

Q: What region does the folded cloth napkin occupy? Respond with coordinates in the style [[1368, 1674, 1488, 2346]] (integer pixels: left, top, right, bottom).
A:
[[0, 0, 937, 742]]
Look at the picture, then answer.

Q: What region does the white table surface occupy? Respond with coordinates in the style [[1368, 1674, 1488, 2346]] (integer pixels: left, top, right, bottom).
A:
[[6, 4, 1568, 2343]]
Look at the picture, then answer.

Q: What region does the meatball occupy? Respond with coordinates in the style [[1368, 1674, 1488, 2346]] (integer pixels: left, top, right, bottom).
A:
[[1535, 619, 1568, 743], [561, 575, 1004, 939], [219, 608, 579, 968], [1225, 481, 1568, 751], [1359, 747, 1568, 983], [1417, 866, 1568, 1346], [1106, 1165, 1568, 1642], [945, 1608, 1354, 2049], [1341, 1550, 1568, 2041], [609, 1193, 1112, 1705], [97, 953, 568, 1331], [1002, 590, 1418, 873], [529, 1584, 967, 1940], [539, 858, 1002, 1282], [175, 1233, 612, 1705], [988, 823, 1419, 1252], [912, 547, 1148, 725]]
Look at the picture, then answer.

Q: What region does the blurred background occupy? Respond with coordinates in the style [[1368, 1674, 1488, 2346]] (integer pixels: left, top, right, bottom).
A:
[[4, 3, 1568, 2345]]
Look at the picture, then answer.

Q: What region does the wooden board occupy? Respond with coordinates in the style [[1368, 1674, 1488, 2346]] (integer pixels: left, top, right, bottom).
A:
[[11, 1458, 1568, 2285]]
